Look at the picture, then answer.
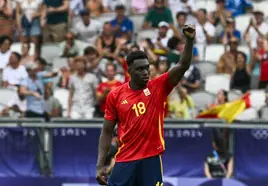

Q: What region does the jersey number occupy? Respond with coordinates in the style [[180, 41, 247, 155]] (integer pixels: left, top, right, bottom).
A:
[[132, 102, 146, 116], [156, 182, 163, 186]]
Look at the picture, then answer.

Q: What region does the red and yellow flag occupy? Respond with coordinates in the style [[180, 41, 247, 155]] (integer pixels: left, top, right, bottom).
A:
[[197, 93, 251, 123]]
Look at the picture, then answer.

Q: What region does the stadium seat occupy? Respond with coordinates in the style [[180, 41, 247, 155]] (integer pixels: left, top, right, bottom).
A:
[[130, 14, 145, 32], [253, 2, 268, 17], [249, 89, 266, 110], [205, 74, 231, 94], [260, 106, 268, 120], [0, 88, 17, 106], [194, 61, 216, 81], [205, 44, 225, 63], [195, 44, 206, 61], [41, 44, 62, 62], [195, 0, 216, 12], [96, 13, 116, 24], [236, 108, 258, 121], [235, 14, 251, 35], [137, 29, 158, 42], [228, 89, 242, 101], [11, 42, 35, 56], [54, 88, 69, 111], [190, 90, 215, 110], [52, 58, 68, 69]]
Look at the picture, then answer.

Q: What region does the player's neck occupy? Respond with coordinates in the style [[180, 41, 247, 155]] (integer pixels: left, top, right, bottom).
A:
[[129, 81, 146, 90]]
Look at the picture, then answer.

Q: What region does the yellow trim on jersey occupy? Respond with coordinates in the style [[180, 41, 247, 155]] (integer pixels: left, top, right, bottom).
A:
[[114, 138, 124, 159], [158, 114, 165, 149], [159, 155, 163, 177]]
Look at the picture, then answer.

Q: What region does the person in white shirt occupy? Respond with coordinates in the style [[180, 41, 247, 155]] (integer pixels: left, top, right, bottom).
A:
[[244, 11, 268, 49], [72, 9, 102, 44], [0, 35, 12, 71], [2, 52, 28, 88], [195, 8, 216, 44], [152, 21, 171, 52]]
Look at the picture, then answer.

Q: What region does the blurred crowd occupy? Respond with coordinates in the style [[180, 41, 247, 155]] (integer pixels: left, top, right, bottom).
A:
[[0, 0, 268, 120]]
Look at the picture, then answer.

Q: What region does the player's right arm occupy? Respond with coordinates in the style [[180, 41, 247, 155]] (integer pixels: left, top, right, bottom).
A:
[[96, 90, 117, 185]]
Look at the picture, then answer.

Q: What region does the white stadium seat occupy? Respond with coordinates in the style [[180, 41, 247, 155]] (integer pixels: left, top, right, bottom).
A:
[[54, 88, 69, 111], [236, 108, 258, 121], [41, 43, 62, 62], [196, 0, 216, 12], [261, 106, 268, 120], [130, 14, 145, 32], [190, 90, 215, 110], [228, 89, 242, 101], [137, 29, 158, 42], [249, 89, 266, 110], [52, 58, 68, 69], [96, 13, 116, 24], [235, 14, 252, 35], [195, 44, 206, 61], [205, 74, 231, 94], [0, 88, 17, 106], [205, 44, 225, 63], [195, 61, 217, 81], [11, 42, 35, 56]]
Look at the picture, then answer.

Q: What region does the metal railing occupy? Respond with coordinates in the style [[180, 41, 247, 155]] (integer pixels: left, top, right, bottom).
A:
[[0, 118, 267, 176]]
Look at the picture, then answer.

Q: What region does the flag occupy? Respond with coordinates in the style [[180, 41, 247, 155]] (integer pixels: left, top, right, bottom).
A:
[[197, 93, 251, 123]]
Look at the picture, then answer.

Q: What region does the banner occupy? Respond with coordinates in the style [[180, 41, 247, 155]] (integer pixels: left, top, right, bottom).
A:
[[234, 129, 268, 179], [0, 128, 39, 176], [163, 128, 213, 177], [0, 177, 268, 186]]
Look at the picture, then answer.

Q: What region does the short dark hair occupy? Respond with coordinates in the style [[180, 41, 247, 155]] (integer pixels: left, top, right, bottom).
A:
[[106, 63, 117, 71], [167, 36, 181, 50], [36, 57, 47, 66], [12, 52, 21, 62], [115, 4, 125, 10], [0, 35, 13, 46], [199, 8, 207, 15], [126, 50, 148, 67], [176, 11, 187, 19], [237, 51, 247, 63], [84, 46, 98, 56], [22, 41, 31, 49]]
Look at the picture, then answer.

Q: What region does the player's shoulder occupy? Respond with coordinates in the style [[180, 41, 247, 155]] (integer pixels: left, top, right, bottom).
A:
[[108, 82, 128, 97], [148, 72, 169, 84]]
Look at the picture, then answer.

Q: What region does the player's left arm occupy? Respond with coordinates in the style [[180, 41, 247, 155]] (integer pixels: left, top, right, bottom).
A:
[[168, 25, 196, 86]]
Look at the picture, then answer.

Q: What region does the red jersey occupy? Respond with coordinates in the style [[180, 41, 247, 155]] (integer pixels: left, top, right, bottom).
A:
[[122, 59, 131, 83], [105, 72, 175, 162], [259, 49, 268, 81], [97, 80, 123, 112]]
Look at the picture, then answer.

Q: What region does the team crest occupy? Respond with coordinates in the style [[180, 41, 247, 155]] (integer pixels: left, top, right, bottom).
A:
[[143, 88, 151, 96]]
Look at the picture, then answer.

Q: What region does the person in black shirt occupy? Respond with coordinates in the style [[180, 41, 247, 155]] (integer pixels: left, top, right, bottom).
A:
[[204, 136, 233, 178]]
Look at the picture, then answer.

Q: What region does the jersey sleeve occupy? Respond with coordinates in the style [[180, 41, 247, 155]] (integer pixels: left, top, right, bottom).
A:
[[104, 90, 117, 121], [152, 72, 175, 96]]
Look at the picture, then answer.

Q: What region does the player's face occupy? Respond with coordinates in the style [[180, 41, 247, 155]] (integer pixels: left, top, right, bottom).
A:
[[130, 59, 150, 87]]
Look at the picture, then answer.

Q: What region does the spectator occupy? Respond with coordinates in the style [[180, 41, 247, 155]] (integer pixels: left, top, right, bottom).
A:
[[58, 57, 76, 89], [209, 0, 232, 36], [195, 9, 216, 44], [20, 62, 46, 119], [35, 57, 54, 89], [84, 46, 103, 80], [204, 137, 233, 178], [149, 63, 159, 80], [213, 89, 228, 106], [251, 36, 263, 89], [0, 35, 12, 71], [217, 37, 240, 74], [0, 0, 13, 38], [244, 11, 268, 49], [86, 0, 104, 17], [168, 86, 195, 119], [181, 64, 201, 93], [141, 40, 158, 63], [219, 18, 241, 43], [96, 63, 122, 116], [103, 0, 126, 13], [60, 31, 80, 58], [111, 5, 133, 42], [225, 0, 252, 17], [20, 42, 35, 66], [72, 9, 102, 44], [0, 85, 26, 118], [151, 21, 171, 54], [168, 0, 197, 25], [44, 87, 62, 118], [43, 0, 70, 42], [176, 11, 187, 40], [167, 36, 181, 68], [96, 22, 118, 61], [2, 52, 28, 88], [68, 56, 99, 119], [16, 0, 42, 56], [255, 37, 268, 89], [231, 51, 251, 93], [131, 0, 153, 14], [143, 0, 173, 29], [158, 58, 168, 74]]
